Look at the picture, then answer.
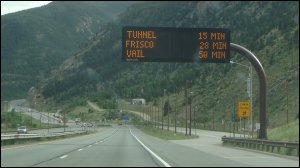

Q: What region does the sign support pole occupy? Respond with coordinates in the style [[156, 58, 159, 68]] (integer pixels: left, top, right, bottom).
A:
[[230, 43, 267, 139]]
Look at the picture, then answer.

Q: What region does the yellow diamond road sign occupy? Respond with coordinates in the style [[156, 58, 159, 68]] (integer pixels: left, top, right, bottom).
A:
[[238, 101, 250, 118]]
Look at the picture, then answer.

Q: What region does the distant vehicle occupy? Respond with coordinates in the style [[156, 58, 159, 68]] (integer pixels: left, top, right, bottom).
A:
[[81, 123, 93, 127], [75, 118, 81, 125], [132, 99, 146, 105], [81, 123, 87, 127], [17, 126, 27, 134]]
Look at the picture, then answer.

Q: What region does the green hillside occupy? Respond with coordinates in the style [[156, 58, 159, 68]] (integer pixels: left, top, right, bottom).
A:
[[268, 120, 299, 141], [1, 1, 135, 100], [26, 1, 298, 132]]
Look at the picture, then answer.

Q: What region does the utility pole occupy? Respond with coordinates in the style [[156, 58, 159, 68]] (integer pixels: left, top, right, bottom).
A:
[[64, 110, 66, 132], [151, 105, 153, 127], [175, 87, 178, 134], [233, 101, 236, 137], [19, 105, 22, 125], [29, 108, 32, 128], [155, 104, 157, 128], [40, 113, 42, 128], [230, 61, 253, 136], [162, 89, 166, 130], [149, 106, 151, 126], [250, 62, 253, 137], [5, 101, 8, 133], [185, 81, 188, 135], [213, 100, 217, 130], [143, 107, 144, 123], [168, 93, 170, 131], [153, 104, 156, 128], [147, 107, 149, 126], [194, 105, 197, 135], [147, 106, 149, 125], [189, 92, 192, 136], [157, 101, 159, 128], [285, 80, 289, 124], [48, 110, 50, 133]]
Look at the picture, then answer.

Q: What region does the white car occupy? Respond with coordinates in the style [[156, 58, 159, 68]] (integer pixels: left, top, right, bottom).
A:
[[17, 126, 27, 134], [81, 123, 87, 127]]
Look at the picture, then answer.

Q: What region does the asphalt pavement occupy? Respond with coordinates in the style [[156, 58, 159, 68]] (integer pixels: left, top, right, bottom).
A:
[[2, 124, 298, 167]]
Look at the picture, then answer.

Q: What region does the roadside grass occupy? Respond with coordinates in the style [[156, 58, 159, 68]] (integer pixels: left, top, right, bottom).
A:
[[68, 105, 106, 123], [268, 120, 299, 141], [224, 120, 299, 157], [68, 106, 90, 120], [135, 124, 198, 140]]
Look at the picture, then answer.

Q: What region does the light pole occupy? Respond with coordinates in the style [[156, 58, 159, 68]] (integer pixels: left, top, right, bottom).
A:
[[19, 104, 22, 125], [30, 108, 32, 128], [162, 89, 166, 130], [48, 110, 50, 133], [185, 80, 192, 135], [4, 101, 8, 133], [64, 110, 66, 132], [230, 60, 253, 137], [168, 92, 170, 131], [185, 82, 188, 135], [40, 112, 42, 128], [194, 104, 198, 136], [190, 90, 201, 135], [189, 92, 192, 136], [157, 99, 160, 129], [175, 87, 178, 134]]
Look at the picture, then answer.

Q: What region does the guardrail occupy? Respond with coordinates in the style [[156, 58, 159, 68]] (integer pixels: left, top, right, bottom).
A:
[[222, 136, 299, 156], [1, 130, 88, 146], [1, 126, 67, 134], [1, 133, 41, 140]]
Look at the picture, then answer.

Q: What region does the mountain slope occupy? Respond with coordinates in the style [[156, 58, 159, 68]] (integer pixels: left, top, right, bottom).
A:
[[1, 1, 135, 100], [29, 1, 299, 129]]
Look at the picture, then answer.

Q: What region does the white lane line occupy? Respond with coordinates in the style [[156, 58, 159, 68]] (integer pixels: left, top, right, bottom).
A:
[[198, 133, 219, 138], [88, 145, 92, 148], [78, 149, 83, 151], [224, 156, 272, 159], [130, 129, 171, 167], [60, 155, 68, 159], [95, 142, 98, 145]]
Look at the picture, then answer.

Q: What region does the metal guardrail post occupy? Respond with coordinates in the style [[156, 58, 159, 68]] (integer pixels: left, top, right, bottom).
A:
[[230, 43, 267, 139]]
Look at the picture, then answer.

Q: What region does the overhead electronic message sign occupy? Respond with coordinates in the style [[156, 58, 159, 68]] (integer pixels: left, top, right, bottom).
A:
[[122, 27, 230, 63]]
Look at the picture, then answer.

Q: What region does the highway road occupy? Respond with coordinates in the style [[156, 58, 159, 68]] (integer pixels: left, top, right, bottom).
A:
[[7, 99, 63, 125], [1, 124, 298, 167]]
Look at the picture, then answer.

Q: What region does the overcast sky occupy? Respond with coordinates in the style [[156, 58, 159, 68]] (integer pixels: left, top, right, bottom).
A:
[[1, 1, 52, 15]]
